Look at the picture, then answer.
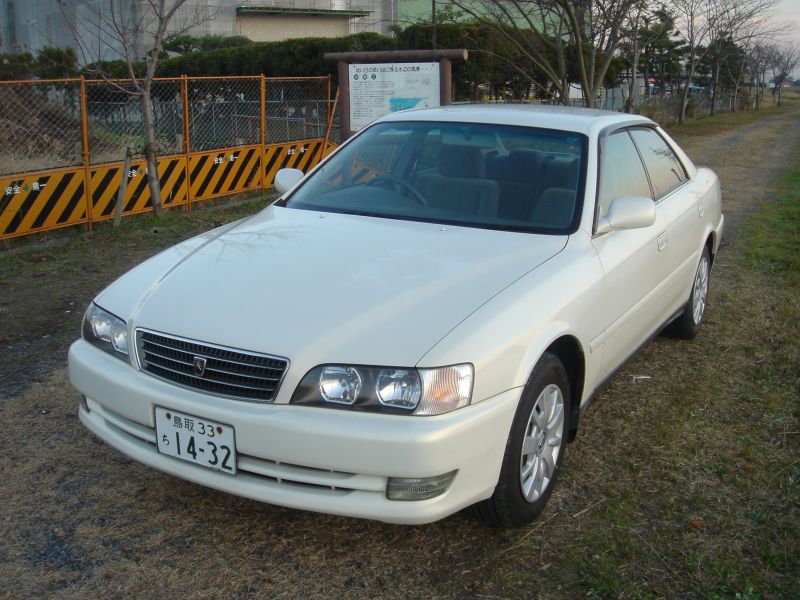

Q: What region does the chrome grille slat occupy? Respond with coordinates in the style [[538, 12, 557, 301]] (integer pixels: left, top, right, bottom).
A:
[[142, 338, 285, 375], [141, 352, 281, 387], [140, 344, 194, 366], [203, 364, 282, 382], [145, 360, 276, 389], [146, 363, 277, 394], [148, 365, 274, 397], [137, 330, 288, 402]]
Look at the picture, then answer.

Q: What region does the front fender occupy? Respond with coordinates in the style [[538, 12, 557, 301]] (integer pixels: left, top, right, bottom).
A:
[[417, 234, 603, 408]]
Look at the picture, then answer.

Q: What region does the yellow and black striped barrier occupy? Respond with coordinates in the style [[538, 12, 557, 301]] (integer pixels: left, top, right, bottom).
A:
[[323, 141, 338, 158], [188, 146, 262, 202], [263, 138, 325, 187], [0, 137, 332, 240], [90, 156, 188, 220], [0, 167, 87, 239]]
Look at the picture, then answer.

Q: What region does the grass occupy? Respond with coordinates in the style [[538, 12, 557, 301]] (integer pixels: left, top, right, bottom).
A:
[[745, 147, 800, 285], [0, 102, 799, 599]]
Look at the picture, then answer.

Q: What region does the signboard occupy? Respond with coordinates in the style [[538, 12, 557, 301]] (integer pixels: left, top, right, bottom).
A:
[[348, 62, 440, 131]]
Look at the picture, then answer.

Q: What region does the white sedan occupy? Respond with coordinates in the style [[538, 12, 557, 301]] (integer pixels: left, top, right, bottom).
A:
[[69, 105, 723, 527]]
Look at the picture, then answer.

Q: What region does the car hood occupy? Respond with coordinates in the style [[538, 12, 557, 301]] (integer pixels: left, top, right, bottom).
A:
[[97, 206, 566, 372]]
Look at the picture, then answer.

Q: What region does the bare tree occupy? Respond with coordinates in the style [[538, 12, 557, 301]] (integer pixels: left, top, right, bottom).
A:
[[745, 41, 771, 109], [768, 43, 800, 106], [727, 35, 756, 111], [447, 0, 639, 107], [669, 0, 779, 122], [708, 0, 781, 114], [59, 0, 208, 216], [621, 3, 674, 112]]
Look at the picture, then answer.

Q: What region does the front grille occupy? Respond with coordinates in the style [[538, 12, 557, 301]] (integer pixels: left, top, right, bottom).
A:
[[136, 330, 288, 401]]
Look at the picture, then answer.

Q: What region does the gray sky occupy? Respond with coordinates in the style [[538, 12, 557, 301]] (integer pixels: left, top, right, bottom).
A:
[[775, 0, 800, 79]]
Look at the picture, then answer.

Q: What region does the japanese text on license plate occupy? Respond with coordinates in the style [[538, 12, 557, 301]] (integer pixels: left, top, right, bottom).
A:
[[154, 407, 237, 474]]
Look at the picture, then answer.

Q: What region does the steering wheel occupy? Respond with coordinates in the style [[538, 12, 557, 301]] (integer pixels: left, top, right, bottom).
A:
[[366, 175, 428, 205]]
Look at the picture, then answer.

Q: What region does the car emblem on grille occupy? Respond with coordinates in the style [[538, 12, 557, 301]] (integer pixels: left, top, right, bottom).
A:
[[192, 356, 208, 377]]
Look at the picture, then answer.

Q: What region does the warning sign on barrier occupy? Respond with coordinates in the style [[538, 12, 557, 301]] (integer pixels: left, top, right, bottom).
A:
[[90, 156, 188, 220], [189, 147, 262, 202], [263, 138, 325, 187], [0, 168, 87, 239]]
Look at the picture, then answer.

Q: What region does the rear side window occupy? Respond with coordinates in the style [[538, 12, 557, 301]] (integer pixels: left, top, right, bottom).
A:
[[629, 127, 687, 199]]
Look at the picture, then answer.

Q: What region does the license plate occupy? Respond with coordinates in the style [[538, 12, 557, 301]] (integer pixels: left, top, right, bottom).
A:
[[154, 407, 237, 475]]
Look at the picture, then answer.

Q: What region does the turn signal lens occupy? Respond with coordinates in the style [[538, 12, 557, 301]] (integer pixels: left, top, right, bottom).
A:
[[417, 364, 473, 416]]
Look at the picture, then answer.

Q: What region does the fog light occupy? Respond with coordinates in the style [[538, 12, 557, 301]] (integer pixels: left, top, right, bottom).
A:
[[386, 470, 457, 501]]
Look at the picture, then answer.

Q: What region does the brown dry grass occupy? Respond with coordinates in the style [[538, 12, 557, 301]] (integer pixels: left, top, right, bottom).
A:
[[1, 102, 798, 599]]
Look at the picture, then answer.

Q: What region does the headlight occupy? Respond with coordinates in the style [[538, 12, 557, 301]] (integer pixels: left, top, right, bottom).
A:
[[82, 303, 129, 360], [319, 366, 362, 404], [291, 363, 473, 416]]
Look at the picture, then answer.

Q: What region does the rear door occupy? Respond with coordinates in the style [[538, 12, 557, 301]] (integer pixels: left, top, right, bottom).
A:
[[628, 127, 703, 315], [590, 129, 673, 378]]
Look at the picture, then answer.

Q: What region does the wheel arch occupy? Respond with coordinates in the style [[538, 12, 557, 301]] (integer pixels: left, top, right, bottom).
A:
[[705, 232, 716, 266], [544, 335, 585, 443]]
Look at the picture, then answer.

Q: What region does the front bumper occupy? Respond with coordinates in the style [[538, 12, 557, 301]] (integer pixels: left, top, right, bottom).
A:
[[69, 340, 520, 524]]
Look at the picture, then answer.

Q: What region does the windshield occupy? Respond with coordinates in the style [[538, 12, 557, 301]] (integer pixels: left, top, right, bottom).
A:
[[285, 121, 587, 234]]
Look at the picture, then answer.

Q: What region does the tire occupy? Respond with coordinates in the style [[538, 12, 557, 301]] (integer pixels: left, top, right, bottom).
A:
[[473, 352, 570, 528], [666, 246, 711, 340]]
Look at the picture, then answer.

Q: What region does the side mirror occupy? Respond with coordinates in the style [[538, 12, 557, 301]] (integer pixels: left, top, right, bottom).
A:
[[274, 168, 304, 195], [596, 196, 656, 235]]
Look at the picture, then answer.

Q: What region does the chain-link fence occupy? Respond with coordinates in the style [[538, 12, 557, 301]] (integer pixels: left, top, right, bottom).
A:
[[265, 78, 329, 143], [453, 87, 747, 124], [632, 91, 744, 122], [188, 77, 262, 151], [0, 80, 83, 175], [0, 75, 332, 177], [86, 79, 183, 164]]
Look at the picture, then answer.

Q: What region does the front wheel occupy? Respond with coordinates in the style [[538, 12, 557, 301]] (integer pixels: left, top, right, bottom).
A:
[[666, 246, 711, 340], [473, 352, 570, 528]]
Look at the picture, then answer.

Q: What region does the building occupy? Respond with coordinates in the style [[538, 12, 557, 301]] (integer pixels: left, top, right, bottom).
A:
[[1, 0, 397, 61]]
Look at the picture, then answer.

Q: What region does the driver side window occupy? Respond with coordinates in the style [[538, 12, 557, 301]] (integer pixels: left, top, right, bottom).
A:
[[598, 130, 652, 217]]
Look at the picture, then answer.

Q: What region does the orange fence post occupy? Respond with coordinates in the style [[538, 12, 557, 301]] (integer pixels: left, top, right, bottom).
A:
[[324, 88, 339, 153], [182, 75, 192, 210], [260, 74, 267, 191], [80, 76, 93, 231], [325, 75, 334, 134]]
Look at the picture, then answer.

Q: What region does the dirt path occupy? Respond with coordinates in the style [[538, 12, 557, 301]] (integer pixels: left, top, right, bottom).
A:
[[675, 109, 800, 244], [1, 107, 798, 599]]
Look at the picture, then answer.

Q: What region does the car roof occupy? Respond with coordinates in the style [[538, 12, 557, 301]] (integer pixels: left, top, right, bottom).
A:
[[377, 104, 653, 136]]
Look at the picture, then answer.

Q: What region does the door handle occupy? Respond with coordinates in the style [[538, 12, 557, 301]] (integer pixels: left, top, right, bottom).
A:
[[658, 232, 668, 252]]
